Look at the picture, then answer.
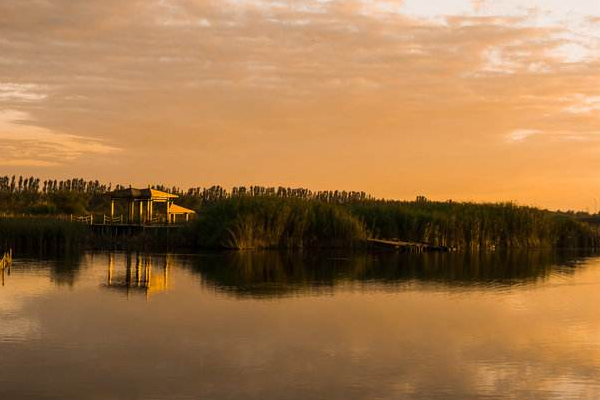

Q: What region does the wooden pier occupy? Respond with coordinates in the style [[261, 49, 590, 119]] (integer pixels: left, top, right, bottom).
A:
[[90, 223, 186, 236], [366, 238, 450, 252]]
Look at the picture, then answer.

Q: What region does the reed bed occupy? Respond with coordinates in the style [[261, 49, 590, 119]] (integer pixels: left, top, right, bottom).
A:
[[189, 197, 367, 249], [1, 174, 600, 251], [0, 217, 89, 253]]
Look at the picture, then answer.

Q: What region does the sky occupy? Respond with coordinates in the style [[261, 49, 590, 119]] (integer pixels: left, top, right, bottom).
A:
[[1, 0, 600, 211]]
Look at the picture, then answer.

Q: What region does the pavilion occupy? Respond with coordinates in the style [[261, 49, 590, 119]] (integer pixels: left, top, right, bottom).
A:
[[107, 188, 196, 224]]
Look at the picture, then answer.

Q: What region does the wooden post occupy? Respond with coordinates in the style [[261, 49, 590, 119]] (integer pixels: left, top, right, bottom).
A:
[[166, 201, 170, 225], [129, 200, 134, 223], [139, 201, 144, 225], [148, 200, 153, 223]]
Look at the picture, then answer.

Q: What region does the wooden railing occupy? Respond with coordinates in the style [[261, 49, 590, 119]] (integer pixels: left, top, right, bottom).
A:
[[150, 216, 164, 224], [101, 215, 166, 225], [70, 214, 94, 224], [103, 215, 124, 224], [69, 214, 183, 225]]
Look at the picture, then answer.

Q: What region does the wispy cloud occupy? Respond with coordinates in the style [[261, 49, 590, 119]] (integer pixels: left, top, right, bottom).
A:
[[0, 110, 120, 167], [507, 129, 541, 143], [0, 83, 47, 102], [563, 95, 600, 115]]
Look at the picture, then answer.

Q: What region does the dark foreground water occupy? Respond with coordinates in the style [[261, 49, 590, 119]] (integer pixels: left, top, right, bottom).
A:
[[1, 250, 600, 400]]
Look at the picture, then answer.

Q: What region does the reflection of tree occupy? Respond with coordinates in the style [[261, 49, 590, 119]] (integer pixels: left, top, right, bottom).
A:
[[187, 250, 592, 299], [103, 253, 171, 300], [0, 251, 84, 287], [48, 253, 83, 287]]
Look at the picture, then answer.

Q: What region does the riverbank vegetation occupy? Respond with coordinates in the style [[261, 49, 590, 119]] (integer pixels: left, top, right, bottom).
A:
[[0, 217, 88, 254], [189, 197, 367, 249], [1, 175, 599, 250]]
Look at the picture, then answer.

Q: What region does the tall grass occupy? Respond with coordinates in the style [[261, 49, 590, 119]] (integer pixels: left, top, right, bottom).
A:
[[190, 197, 367, 249], [189, 198, 600, 250], [0, 217, 89, 254], [350, 201, 600, 249]]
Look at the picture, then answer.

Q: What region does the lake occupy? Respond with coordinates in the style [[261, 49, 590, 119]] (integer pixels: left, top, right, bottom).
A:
[[1, 250, 600, 400]]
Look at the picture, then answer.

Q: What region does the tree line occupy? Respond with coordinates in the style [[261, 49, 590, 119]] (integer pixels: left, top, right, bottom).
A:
[[1, 175, 599, 250], [0, 175, 375, 215]]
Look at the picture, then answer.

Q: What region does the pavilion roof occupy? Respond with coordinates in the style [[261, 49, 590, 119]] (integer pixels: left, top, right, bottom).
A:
[[169, 204, 196, 214], [108, 188, 179, 200]]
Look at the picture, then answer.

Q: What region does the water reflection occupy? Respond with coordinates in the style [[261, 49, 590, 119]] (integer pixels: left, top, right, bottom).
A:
[[187, 250, 592, 298], [1, 261, 10, 287], [2, 250, 600, 400], [1, 249, 593, 296], [103, 253, 171, 300], [0, 252, 83, 287], [49, 253, 83, 287]]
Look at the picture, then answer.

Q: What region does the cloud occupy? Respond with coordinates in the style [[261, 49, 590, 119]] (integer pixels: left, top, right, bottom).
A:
[[507, 129, 541, 142], [563, 95, 600, 115], [0, 0, 599, 207], [0, 83, 47, 102], [507, 127, 600, 144], [0, 110, 120, 167]]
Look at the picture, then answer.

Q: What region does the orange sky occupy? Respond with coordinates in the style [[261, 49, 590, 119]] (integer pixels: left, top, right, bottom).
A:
[[1, 0, 600, 211]]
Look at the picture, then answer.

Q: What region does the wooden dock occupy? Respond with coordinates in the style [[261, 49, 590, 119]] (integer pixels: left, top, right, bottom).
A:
[[90, 223, 185, 236], [366, 238, 450, 252]]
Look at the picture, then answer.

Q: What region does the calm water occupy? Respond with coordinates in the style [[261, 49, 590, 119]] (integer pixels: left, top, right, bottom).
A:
[[1, 250, 600, 400]]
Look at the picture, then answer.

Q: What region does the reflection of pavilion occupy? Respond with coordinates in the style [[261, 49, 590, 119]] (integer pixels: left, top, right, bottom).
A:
[[1, 264, 9, 287], [105, 253, 172, 300], [1, 249, 11, 287]]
